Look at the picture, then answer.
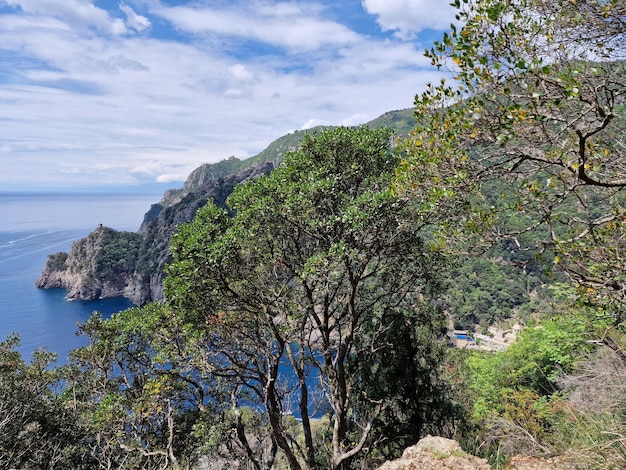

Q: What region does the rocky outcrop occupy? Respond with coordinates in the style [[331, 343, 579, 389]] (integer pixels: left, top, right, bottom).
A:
[[376, 436, 589, 470], [37, 162, 273, 304], [36, 226, 143, 300], [376, 436, 490, 470]]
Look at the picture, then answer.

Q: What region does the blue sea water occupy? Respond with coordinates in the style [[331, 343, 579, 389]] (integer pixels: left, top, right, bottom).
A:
[[0, 191, 163, 363]]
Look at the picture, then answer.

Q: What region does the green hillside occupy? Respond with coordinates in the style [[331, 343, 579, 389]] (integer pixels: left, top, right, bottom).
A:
[[162, 109, 415, 206]]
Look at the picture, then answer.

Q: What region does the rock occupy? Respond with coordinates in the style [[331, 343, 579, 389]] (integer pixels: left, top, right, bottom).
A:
[[36, 225, 142, 301], [377, 436, 490, 470], [36, 162, 274, 304]]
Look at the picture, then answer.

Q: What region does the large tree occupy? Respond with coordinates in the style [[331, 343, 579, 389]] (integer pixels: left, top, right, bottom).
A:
[[400, 0, 626, 327], [164, 126, 450, 469]]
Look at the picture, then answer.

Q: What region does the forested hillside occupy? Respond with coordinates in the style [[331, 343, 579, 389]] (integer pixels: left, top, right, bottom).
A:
[[4, 1, 626, 469]]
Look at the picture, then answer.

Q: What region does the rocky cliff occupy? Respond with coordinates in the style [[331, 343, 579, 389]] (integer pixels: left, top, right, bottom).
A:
[[36, 226, 143, 300], [36, 162, 273, 304]]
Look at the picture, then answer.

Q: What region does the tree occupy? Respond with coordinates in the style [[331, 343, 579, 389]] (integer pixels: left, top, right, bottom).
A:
[[352, 304, 459, 464], [164, 126, 450, 469], [0, 335, 93, 468], [399, 0, 626, 326], [66, 307, 226, 470]]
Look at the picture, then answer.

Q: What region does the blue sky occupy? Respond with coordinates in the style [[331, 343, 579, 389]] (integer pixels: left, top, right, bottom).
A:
[[0, 0, 456, 190]]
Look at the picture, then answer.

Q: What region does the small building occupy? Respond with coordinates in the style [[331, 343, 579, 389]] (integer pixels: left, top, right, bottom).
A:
[[448, 330, 476, 349], [447, 323, 524, 351]]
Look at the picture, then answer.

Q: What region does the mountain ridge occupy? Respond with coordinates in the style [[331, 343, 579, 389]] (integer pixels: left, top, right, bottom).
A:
[[36, 109, 415, 304]]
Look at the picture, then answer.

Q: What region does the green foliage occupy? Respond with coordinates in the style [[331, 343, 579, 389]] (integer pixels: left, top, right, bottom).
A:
[[0, 335, 94, 468], [363, 108, 416, 137], [400, 0, 626, 324], [460, 313, 603, 464], [441, 255, 553, 329], [399, 3, 626, 459], [46, 251, 68, 271], [164, 126, 450, 469], [94, 229, 143, 280], [33, 125, 445, 470], [66, 306, 217, 469], [467, 315, 591, 421], [353, 305, 459, 463], [16, 2, 626, 463]]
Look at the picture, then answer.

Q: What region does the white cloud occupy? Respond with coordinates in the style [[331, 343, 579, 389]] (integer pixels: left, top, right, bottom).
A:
[[156, 173, 185, 183], [0, 12, 71, 32], [301, 113, 368, 130], [152, 1, 360, 51], [3, 0, 128, 34], [362, 0, 456, 38], [341, 114, 370, 126], [120, 2, 151, 33], [224, 88, 251, 99], [301, 118, 330, 129], [229, 64, 254, 82]]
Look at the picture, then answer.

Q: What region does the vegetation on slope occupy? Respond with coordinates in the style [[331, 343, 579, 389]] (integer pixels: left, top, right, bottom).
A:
[[7, 0, 626, 468], [399, 0, 626, 466], [159, 109, 415, 209]]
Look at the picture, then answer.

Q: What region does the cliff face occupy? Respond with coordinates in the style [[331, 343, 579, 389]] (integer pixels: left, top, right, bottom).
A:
[[36, 226, 143, 300], [36, 162, 273, 304]]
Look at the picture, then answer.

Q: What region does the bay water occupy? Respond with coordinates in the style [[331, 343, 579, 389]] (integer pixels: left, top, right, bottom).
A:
[[0, 191, 164, 363]]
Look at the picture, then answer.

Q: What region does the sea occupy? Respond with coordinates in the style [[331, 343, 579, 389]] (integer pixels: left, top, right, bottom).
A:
[[0, 191, 165, 364]]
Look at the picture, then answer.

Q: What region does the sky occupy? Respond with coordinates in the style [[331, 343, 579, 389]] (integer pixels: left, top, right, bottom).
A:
[[0, 0, 457, 190]]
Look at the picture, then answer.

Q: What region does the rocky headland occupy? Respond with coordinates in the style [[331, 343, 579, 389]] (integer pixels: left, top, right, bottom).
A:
[[36, 162, 273, 304]]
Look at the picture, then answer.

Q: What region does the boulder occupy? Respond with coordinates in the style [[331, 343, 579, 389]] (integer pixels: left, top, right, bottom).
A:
[[377, 436, 490, 470]]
